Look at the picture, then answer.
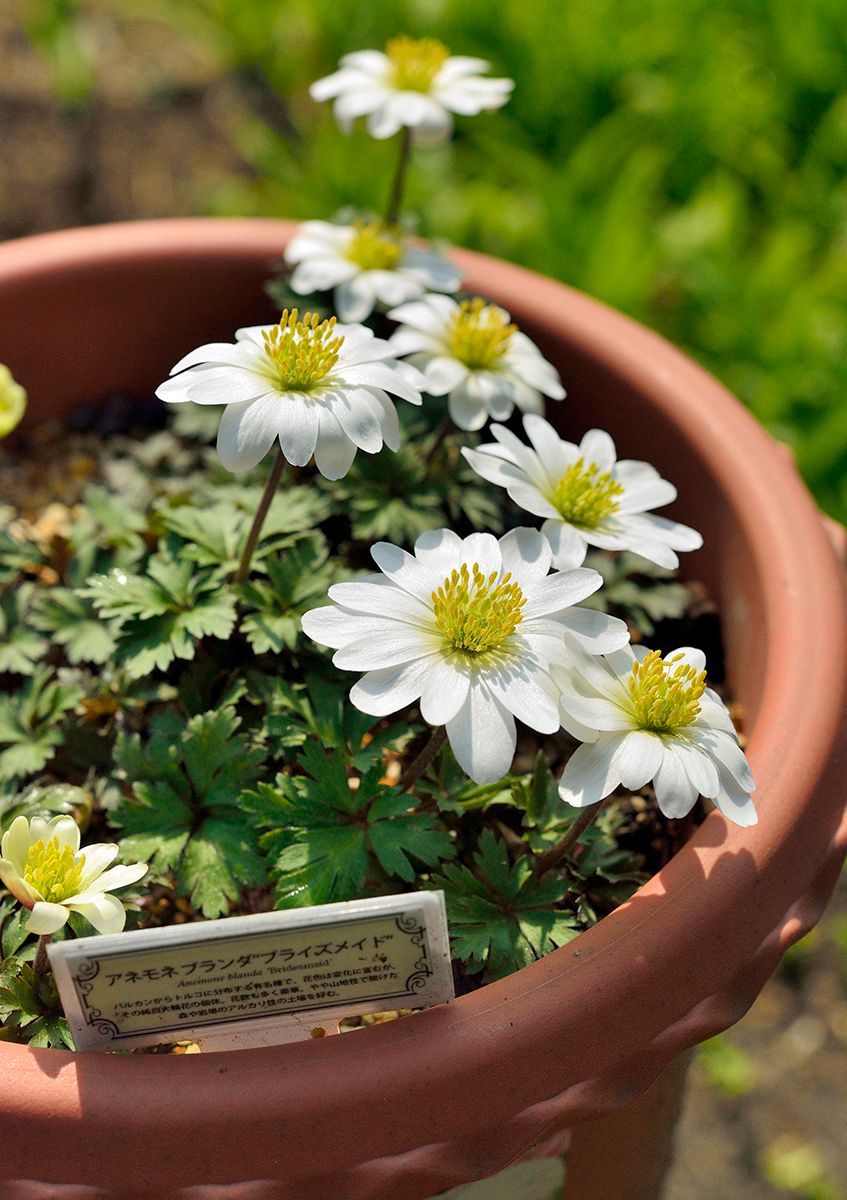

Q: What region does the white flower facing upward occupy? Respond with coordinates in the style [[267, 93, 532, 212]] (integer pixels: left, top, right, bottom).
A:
[[0, 815, 148, 935], [301, 527, 628, 785], [389, 295, 565, 431], [310, 36, 513, 145], [556, 645, 757, 826], [284, 220, 461, 323], [156, 309, 425, 480], [463, 416, 703, 570]]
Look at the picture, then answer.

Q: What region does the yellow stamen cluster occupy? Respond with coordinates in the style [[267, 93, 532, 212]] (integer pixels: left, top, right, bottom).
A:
[[627, 650, 706, 733], [23, 837, 86, 903], [432, 562, 526, 654], [550, 458, 624, 528], [347, 221, 404, 271], [386, 35, 450, 92], [447, 298, 516, 370], [262, 309, 344, 392]]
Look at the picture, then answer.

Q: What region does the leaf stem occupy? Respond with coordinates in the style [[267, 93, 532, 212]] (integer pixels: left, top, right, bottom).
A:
[[399, 726, 447, 792], [533, 798, 610, 877], [33, 933, 53, 979], [385, 126, 413, 226], [234, 448, 286, 583]]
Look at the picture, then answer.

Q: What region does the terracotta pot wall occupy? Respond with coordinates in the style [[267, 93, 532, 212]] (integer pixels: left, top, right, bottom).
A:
[[0, 220, 844, 1200]]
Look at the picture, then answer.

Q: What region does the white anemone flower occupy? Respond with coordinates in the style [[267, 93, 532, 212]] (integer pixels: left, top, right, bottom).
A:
[[0, 814, 148, 935], [388, 295, 565, 431], [463, 416, 703, 569], [284, 220, 461, 323], [555, 645, 757, 826], [156, 309, 425, 481], [310, 36, 513, 145], [301, 527, 629, 786]]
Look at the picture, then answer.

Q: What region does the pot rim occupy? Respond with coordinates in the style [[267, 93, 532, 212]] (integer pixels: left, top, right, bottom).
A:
[[1, 219, 845, 1197]]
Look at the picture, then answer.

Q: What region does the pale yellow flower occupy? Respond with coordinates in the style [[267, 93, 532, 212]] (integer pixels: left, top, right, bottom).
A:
[[0, 364, 26, 438], [0, 815, 147, 935]]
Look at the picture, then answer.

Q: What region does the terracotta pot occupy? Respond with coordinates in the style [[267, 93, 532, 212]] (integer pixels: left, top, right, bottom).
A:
[[0, 219, 845, 1200]]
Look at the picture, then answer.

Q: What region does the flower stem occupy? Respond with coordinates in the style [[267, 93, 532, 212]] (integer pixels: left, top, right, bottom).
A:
[[424, 414, 452, 470], [533, 798, 610, 877], [234, 448, 286, 583], [399, 726, 447, 792], [385, 126, 413, 226], [33, 934, 53, 979]]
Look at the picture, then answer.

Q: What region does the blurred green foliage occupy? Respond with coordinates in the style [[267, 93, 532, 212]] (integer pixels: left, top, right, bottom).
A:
[[25, 0, 847, 520]]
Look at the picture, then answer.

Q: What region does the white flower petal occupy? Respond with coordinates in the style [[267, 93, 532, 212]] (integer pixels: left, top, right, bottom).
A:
[[542, 520, 589, 570], [445, 680, 516, 785], [1, 815, 33, 873], [49, 816, 82, 853], [78, 843, 119, 887], [458, 532, 502, 577], [333, 629, 437, 671], [216, 398, 280, 475], [422, 356, 469, 395], [327, 578, 431, 621], [558, 736, 624, 806], [300, 605, 395, 649], [579, 429, 617, 472], [276, 397, 319, 466], [350, 655, 441, 717], [447, 382, 488, 431], [712, 762, 758, 827], [26, 902, 71, 935], [653, 747, 699, 819], [413, 528, 464, 572], [521, 569, 601, 618], [498, 527, 552, 587], [371, 542, 439, 601], [522, 415, 577, 484], [70, 893, 127, 935], [559, 608, 631, 654], [615, 730, 665, 789], [312, 410, 357, 480], [73, 862, 148, 895], [486, 664, 560, 734], [670, 738, 720, 799], [419, 657, 472, 725]]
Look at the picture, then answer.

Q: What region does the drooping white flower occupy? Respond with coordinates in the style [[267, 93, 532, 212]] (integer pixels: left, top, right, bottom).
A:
[[310, 37, 513, 145], [156, 309, 425, 481], [301, 527, 628, 785], [388, 295, 565, 431], [555, 645, 757, 826], [0, 814, 148, 935], [463, 416, 703, 570], [284, 220, 461, 324]]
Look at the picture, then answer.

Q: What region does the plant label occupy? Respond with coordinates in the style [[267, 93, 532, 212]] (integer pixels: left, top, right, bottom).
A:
[[48, 890, 454, 1052]]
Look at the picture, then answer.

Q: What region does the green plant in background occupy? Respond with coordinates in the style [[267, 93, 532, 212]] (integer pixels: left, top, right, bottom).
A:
[[109, 0, 847, 525]]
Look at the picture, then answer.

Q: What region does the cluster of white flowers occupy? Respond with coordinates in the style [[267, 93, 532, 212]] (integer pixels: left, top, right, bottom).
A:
[[157, 35, 756, 830]]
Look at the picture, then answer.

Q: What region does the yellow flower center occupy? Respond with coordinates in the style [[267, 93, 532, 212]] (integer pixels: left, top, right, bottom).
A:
[[262, 309, 345, 392], [23, 837, 86, 904], [346, 221, 404, 271], [386, 35, 450, 92], [447, 298, 517, 370], [627, 650, 706, 733], [549, 457, 624, 528], [432, 562, 526, 655]]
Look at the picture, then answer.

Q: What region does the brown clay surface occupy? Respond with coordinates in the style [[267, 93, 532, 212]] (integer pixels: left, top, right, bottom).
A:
[[1, 9, 846, 1199]]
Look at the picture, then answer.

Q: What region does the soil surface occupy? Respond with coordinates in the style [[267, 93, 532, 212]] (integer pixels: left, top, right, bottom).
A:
[[2, 7, 846, 1197]]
